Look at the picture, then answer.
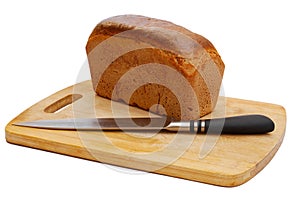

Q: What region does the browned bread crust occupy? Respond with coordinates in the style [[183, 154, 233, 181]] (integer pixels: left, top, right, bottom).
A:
[[86, 15, 225, 120]]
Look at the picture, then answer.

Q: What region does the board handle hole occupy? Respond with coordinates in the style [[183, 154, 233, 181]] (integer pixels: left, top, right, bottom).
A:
[[44, 94, 83, 113]]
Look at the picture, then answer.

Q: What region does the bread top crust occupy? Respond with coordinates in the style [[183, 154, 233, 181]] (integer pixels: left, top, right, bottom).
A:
[[86, 14, 224, 77]]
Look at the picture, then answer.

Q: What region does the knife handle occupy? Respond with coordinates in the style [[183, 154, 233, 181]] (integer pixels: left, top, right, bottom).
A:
[[197, 115, 275, 134]]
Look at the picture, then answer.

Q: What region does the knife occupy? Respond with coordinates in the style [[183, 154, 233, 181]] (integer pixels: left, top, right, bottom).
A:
[[13, 114, 274, 134]]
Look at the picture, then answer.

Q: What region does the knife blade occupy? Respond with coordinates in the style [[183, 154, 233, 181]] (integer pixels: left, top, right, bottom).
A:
[[13, 114, 274, 134]]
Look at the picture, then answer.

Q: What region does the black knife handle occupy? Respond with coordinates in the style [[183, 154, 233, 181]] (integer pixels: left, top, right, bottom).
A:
[[197, 115, 275, 134]]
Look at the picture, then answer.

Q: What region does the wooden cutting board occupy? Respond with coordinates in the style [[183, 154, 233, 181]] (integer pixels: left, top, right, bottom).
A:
[[5, 80, 286, 187]]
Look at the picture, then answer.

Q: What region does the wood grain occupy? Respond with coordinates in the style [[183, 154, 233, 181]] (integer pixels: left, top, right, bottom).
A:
[[5, 80, 286, 186]]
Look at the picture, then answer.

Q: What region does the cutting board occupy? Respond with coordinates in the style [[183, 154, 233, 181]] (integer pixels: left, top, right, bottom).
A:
[[5, 80, 286, 187]]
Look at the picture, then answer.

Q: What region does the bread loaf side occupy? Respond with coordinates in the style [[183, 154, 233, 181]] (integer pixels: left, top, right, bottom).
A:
[[86, 15, 225, 120]]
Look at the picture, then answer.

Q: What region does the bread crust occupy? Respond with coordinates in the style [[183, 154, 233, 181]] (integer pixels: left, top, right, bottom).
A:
[[86, 15, 225, 120]]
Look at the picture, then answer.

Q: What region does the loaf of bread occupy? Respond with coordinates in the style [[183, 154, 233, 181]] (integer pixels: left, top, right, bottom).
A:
[[86, 15, 225, 120]]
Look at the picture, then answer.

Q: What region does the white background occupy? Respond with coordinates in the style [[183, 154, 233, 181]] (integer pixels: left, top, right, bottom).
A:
[[1, 0, 299, 199]]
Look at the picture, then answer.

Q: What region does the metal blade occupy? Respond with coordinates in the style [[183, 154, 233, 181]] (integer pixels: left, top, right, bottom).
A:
[[13, 117, 170, 131]]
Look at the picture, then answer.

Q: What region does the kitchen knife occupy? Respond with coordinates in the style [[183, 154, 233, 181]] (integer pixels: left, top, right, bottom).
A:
[[13, 114, 275, 134]]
